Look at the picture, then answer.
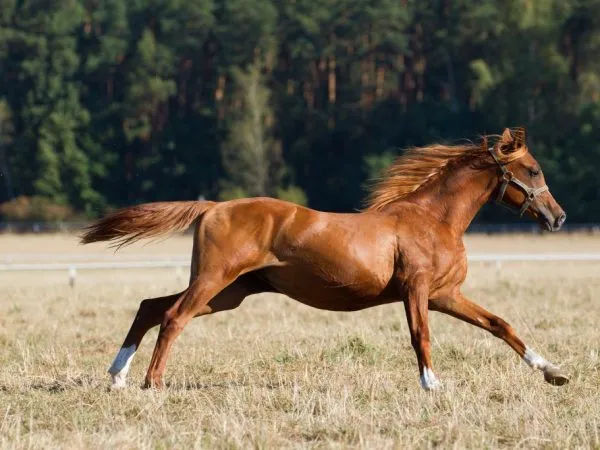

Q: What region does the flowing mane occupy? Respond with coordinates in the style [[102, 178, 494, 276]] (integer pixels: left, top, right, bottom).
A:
[[364, 132, 528, 212]]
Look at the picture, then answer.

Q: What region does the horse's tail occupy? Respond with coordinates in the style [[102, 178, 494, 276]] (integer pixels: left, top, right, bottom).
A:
[[80, 201, 216, 249]]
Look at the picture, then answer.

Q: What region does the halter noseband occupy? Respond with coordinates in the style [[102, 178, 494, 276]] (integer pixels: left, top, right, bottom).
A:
[[487, 146, 548, 217]]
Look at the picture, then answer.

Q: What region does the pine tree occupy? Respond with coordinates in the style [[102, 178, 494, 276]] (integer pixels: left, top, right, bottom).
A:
[[0, 100, 15, 202], [220, 58, 284, 199], [0, 0, 103, 212]]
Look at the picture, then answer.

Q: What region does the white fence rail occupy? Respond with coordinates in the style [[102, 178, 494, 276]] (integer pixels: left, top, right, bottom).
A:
[[2, 253, 598, 287], [0, 260, 188, 271], [468, 253, 600, 262], [1, 253, 189, 263]]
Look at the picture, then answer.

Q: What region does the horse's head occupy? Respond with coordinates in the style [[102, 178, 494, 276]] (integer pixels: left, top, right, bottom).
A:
[[487, 128, 566, 231]]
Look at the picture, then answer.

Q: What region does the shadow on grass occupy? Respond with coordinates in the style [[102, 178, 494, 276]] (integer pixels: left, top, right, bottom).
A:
[[0, 375, 95, 394], [163, 379, 294, 391]]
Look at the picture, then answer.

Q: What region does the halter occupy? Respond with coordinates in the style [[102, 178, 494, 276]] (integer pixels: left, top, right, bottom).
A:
[[487, 146, 548, 217]]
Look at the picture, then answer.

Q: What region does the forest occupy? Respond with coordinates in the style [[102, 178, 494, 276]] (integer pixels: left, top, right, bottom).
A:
[[1, 0, 600, 223]]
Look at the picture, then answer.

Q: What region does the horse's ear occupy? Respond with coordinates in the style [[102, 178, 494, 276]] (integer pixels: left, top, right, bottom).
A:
[[513, 127, 527, 147], [501, 128, 514, 144]]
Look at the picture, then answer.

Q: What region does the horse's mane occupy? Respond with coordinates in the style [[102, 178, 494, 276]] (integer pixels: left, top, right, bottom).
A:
[[364, 130, 528, 212]]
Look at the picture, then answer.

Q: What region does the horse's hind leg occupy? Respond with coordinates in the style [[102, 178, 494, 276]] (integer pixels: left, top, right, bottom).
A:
[[429, 292, 569, 386], [108, 274, 270, 389], [108, 293, 181, 388], [143, 271, 269, 389]]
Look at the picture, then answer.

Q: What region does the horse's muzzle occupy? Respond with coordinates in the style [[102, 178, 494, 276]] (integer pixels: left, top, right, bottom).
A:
[[554, 212, 567, 230], [541, 211, 566, 231]]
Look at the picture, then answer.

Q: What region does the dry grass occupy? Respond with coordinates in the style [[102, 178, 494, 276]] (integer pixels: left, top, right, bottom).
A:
[[1, 234, 599, 449]]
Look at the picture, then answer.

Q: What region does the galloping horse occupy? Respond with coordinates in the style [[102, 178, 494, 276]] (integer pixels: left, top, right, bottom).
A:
[[82, 127, 569, 390]]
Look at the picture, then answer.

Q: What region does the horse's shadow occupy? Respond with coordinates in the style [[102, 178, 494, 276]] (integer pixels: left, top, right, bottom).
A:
[[0, 377, 284, 393], [0, 375, 93, 394], [152, 379, 288, 391]]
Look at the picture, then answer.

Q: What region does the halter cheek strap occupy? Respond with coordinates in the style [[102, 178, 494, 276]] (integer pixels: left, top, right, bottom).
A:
[[488, 147, 549, 217]]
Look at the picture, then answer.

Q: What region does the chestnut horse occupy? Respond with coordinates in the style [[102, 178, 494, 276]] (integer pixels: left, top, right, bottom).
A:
[[82, 127, 569, 390]]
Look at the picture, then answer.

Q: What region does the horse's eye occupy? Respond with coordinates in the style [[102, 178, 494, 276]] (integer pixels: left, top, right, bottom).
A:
[[529, 168, 540, 178]]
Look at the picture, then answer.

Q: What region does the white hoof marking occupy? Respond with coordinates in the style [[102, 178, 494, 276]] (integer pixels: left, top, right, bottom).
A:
[[420, 367, 442, 391], [523, 346, 555, 370], [108, 345, 136, 388], [523, 346, 561, 376]]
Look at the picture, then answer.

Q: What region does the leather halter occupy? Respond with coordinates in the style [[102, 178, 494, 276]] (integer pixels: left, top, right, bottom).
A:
[[488, 146, 548, 217]]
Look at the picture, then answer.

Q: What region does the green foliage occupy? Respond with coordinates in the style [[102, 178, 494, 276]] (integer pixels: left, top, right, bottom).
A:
[[221, 58, 283, 197], [1, 0, 100, 213], [1, 0, 600, 221], [0, 99, 15, 200], [217, 185, 248, 201], [276, 185, 308, 206], [364, 151, 397, 181], [469, 60, 496, 108]]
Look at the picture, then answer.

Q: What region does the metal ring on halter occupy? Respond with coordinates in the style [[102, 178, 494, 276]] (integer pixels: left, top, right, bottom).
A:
[[502, 171, 514, 182]]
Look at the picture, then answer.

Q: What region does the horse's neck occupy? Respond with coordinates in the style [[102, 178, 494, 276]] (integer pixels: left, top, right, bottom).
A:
[[406, 164, 496, 235]]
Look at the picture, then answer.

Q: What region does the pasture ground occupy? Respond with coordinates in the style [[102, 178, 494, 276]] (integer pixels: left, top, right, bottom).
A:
[[0, 232, 599, 449]]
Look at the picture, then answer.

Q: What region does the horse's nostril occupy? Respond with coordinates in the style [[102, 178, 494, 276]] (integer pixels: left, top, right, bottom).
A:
[[555, 213, 567, 228]]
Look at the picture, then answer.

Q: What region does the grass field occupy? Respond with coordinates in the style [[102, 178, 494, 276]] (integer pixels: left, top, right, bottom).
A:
[[1, 233, 599, 449]]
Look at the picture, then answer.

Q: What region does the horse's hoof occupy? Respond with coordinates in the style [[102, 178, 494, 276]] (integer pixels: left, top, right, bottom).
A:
[[110, 381, 127, 390], [109, 373, 127, 390], [142, 379, 163, 390], [423, 381, 443, 392], [421, 378, 443, 391], [544, 366, 570, 386]]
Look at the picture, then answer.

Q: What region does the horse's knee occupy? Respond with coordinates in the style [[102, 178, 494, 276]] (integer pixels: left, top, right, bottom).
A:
[[160, 309, 186, 335], [160, 308, 175, 327], [158, 321, 181, 341]]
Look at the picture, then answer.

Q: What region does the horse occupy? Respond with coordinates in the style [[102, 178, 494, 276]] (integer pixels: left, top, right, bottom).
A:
[[81, 127, 569, 391]]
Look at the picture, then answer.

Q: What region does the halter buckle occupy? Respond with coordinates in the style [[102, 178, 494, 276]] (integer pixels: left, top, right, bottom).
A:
[[502, 171, 514, 182]]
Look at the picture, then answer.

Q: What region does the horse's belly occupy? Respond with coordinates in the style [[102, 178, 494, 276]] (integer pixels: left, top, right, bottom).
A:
[[258, 266, 396, 312]]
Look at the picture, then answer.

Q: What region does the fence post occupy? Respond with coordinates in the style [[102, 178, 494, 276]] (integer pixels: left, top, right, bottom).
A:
[[69, 266, 77, 287]]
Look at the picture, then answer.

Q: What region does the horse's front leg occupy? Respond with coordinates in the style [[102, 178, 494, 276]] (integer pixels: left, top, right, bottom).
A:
[[403, 275, 442, 391], [429, 292, 569, 386]]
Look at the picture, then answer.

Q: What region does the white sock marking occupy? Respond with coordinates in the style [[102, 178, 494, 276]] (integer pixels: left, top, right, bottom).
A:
[[108, 344, 136, 388], [420, 367, 442, 391], [523, 346, 556, 371]]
